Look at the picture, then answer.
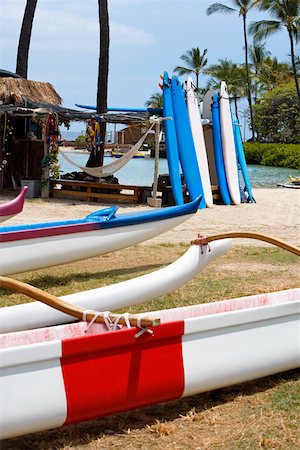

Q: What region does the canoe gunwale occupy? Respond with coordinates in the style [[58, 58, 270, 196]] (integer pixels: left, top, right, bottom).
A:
[[0, 197, 201, 243]]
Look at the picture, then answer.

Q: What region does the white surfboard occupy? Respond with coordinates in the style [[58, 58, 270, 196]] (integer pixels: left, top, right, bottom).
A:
[[202, 88, 216, 121], [219, 81, 240, 205], [186, 78, 213, 207]]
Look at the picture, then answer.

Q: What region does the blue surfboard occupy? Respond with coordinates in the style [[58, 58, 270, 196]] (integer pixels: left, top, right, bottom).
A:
[[171, 76, 205, 209], [162, 72, 184, 205], [233, 117, 255, 203], [211, 94, 231, 205], [75, 104, 162, 115]]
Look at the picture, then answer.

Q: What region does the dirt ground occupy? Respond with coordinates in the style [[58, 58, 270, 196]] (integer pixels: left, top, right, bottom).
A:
[[2, 187, 299, 247]]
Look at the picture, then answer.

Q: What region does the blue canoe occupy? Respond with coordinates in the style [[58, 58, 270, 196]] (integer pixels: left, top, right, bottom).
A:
[[0, 196, 201, 275]]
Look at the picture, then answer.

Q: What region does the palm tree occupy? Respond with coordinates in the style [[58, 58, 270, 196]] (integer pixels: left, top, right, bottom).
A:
[[207, 0, 259, 141], [205, 58, 247, 121], [174, 48, 208, 91], [145, 92, 163, 108], [16, 0, 38, 78], [86, 0, 110, 168], [249, 40, 270, 100], [249, 0, 300, 108], [259, 56, 293, 89]]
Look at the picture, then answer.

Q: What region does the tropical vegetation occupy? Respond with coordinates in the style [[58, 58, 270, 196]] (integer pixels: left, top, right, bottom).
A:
[[206, 0, 258, 141], [249, 0, 300, 107], [174, 47, 208, 92], [145, 92, 163, 108], [244, 142, 300, 168], [252, 80, 300, 144]]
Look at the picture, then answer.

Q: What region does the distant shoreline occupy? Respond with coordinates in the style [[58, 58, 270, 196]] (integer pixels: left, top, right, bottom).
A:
[[59, 146, 89, 154]]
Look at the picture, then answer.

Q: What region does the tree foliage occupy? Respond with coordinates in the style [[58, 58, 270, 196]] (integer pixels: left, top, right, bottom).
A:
[[243, 142, 300, 168], [205, 58, 247, 120], [145, 92, 163, 108], [174, 48, 208, 90], [253, 80, 300, 143], [207, 0, 258, 140], [249, 0, 300, 107]]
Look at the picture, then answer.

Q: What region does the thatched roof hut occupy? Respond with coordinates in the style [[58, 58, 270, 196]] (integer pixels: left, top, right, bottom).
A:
[[0, 77, 62, 106]]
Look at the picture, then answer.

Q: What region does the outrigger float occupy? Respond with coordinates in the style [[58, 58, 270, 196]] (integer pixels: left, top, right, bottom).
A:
[[0, 238, 232, 333], [0, 186, 28, 223], [0, 196, 201, 275]]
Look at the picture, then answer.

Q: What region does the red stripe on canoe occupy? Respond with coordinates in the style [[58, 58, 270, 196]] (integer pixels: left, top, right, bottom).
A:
[[61, 321, 185, 425], [0, 222, 101, 243]]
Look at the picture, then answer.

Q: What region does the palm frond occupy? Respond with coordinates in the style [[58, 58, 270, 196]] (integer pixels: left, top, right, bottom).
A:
[[145, 92, 162, 108], [249, 19, 281, 40], [173, 66, 193, 76], [206, 3, 237, 15]]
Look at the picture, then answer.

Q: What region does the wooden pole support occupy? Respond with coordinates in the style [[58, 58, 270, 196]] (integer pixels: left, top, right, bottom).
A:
[[191, 232, 300, 257], [0, 276, 160, 329]]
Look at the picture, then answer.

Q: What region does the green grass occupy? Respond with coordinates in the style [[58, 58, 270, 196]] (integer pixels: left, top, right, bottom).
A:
[[1, 243, 299, 310]]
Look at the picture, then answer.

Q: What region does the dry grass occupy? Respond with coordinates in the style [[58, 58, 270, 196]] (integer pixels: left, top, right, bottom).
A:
[[0, 77, 62, 105], [1, 243, 299, 450], [2, 371, 299, 450]]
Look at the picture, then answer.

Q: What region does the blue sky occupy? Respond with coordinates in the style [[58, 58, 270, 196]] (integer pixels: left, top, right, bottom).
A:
[[0, 0, 293, 131]]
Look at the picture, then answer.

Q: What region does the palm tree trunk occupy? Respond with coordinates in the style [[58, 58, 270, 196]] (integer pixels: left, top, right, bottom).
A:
[[234, 96, 239, 122], [87, 0, 110, 168], [16, 0, 38, 79], [288, 28, 300, 109], [243, 14, 255, 141], [196, 72, 199, 92]]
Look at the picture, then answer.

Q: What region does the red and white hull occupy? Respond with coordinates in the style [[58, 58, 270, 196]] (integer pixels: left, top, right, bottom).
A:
[[1, 288, 299, 439]]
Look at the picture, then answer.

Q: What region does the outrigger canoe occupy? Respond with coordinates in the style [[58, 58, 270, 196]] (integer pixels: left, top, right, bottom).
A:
[[0, 196, 201, 275], [0, 238, 232, 333], [0, 186, 28, 223], [0, 287, 299, 439]]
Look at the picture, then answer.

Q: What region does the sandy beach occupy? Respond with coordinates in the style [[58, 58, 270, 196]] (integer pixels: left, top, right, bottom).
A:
[[2, 187, 299, 248]]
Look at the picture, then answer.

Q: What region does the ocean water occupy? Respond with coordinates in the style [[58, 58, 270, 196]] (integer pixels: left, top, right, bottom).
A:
[[61, 130, 84, 141], [58, 151, 300, 188]]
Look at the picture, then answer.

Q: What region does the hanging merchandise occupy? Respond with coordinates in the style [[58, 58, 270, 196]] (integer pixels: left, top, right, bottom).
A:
[[95, 119, 101, 150], [0, 113, 8, 172], [86, 118, 96, 154], [42, 113, 61, 180], [0, 114, 13, 174]]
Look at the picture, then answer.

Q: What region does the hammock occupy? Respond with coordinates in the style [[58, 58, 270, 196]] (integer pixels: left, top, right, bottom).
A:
[[59, 122, 155, 178]]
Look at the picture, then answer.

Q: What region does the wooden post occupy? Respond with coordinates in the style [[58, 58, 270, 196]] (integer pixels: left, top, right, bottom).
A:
[[147, 119, 162, 208]]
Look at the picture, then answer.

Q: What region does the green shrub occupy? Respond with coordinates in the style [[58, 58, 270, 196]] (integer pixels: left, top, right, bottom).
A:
[[75, 135, 86, 143], [243, 143, 300, 169], [253, 81, 300, 144]]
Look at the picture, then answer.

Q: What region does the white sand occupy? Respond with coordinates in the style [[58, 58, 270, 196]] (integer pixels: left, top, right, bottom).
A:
[[1, 188, 299, 247]]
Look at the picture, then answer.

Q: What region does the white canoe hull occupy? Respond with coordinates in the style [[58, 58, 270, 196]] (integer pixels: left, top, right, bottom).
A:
[[1, 288, 299, 439], [0, 214, 193, 276], [0, 239, 232, 333]]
